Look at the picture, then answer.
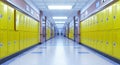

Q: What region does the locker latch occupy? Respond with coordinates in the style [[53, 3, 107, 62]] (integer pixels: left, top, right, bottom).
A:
[[101, 19, 103, 22], [14, 41, 16, 44], [8, 16, 11, 21], [113, 42, 116, 47], [113, 16, 116, 19], [0, 14, 3, 18], [8, 42, 11, 46], [0, 43, 3, 47], [106, 41, 109, 45], [100, 41, 103, 43], [106, 18, 109, 21]]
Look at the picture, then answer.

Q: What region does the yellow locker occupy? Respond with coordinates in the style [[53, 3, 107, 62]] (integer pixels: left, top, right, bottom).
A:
[[7, 31, 14, 55], [29, 18, 31, 32], [0, 1, 8, 30], [113, 30, 120, 60], [24, 32, 27, 48], [93, 15, 97, 31], [0, 31, 7, 59], [90, 32, 92, 47], [26, 32, 30, 47], [112, 1, 120, 29], [105, 6, 113, 30], [15, 10, 20, 30], [97, 12, 100, 31], [96, 13, 100, 31], [93, 31, 97, 49], [96, 31, 100, 50], [20, 13, 24, 31], [86, 19, 88, 32], [100, 9, 106, 31], [89, 17, 91, 31], [90, 16, 94, 31], [105, 31, 113, 56], [20, 31, 24, 50], [99, 31, 106, 52], [7, 5, 15, 30], [14, 31, 20, 53], [26, 17, 29, 32], [0, 31, 1, 59], [93, 32, 96, 48], [35, 21, 39, 32], [24, 16, 27, 31]]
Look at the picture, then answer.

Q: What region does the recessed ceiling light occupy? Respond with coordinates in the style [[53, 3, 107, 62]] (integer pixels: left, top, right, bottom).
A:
[[48, 5, 72, 10], [55, 21, 65, 24], [53, 16, 68, 19]]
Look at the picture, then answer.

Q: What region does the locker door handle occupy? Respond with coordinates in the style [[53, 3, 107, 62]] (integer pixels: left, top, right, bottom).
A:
[[96, 21, 98, 24], [106, 18, 109, 21], [101, 19, 103, 22], [100, 41, 103, 43], [106, 41, 109, 45], [113, 42, 116, 47], [0, 43, 3, 47], [8, 16, 11, 20], [14, 41, 16, 44], [96, 40, 98, 43], [113, 16, 116, 19], [0, 14, 3, 18], [8, 42, 11, 46]]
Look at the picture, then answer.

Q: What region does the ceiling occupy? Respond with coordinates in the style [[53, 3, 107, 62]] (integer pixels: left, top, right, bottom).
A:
[[25, 0, 95, 28]]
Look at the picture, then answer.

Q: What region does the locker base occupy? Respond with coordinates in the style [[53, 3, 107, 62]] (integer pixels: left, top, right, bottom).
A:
[[0, 43, 41, 64], [79, 43, 120, 64]]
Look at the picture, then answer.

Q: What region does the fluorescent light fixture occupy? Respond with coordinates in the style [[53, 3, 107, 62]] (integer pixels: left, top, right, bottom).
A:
[[53, 16, 68, 19], [55, 21, 65, 24], [48, 5, 72, 10]]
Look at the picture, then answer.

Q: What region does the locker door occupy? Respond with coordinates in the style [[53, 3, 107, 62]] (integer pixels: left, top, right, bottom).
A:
[[20, 13, 24, 31], [94, 31, 97, 49], [24, 32, 27, 48], [7, 6, 15, 30], [16, 11, 20, 30], [113, 30, 120, 60], [94, 15, 98, 31], [96, 31, 100, 51], [89, 18, 91, 32], [95, 13, 99, 31], [105, 6, 113, 30], [0, 31, 7, 59], [101, 9, 106, 30], [90, 17, 93, 31], [105, 31, 113, 56], [0, 2, 8, 30], [8, 31, 14, 55], [112, 1, 120, 29], [98, 11, 103, 31], [104, 8, 109, 30], [20, 32, 24, 50], [100, 31, 106, 52], [14, 31, 20, 53], [0, 31, 1, 59], [26, 32, 29, 47]]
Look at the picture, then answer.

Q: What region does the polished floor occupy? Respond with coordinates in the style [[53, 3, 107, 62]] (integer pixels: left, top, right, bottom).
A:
[[2, 36, 119, 65]]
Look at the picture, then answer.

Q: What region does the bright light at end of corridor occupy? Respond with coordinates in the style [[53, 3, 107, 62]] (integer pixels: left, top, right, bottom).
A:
[[53, 16, 68, 19], [48, 5, 72, 10]]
